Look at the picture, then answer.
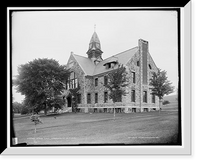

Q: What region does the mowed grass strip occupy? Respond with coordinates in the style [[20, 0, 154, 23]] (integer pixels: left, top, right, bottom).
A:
[[13, 111, 179, 145]]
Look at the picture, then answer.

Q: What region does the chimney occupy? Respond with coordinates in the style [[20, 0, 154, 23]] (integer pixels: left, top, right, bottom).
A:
[[138, 39, 149, 85]]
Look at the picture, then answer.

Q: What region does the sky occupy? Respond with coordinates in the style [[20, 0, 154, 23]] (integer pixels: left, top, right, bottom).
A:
[[11, 9, 178, 103]]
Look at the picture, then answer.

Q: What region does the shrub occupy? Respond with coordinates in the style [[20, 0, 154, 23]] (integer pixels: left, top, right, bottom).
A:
[[163, 100, 170, 105], [21, 106, 29, 115]]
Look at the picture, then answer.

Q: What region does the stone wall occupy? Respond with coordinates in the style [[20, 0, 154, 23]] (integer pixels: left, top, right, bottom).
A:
[[64, 54, 86, 109], [125, 40, 159, 112], [126, 51, 141, 108]]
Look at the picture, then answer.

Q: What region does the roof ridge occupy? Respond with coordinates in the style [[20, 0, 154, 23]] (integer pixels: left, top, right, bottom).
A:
[[104, 46, 138, 60], [72, 53, 88, 59], [92, 46, 139, 76]]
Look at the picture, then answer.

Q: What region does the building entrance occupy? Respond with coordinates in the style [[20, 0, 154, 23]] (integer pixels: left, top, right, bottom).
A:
[[67, 96, 72, 107]]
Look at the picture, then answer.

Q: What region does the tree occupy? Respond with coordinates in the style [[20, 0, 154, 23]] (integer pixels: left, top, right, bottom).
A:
[[30, 114, 43, 133], [12, 102, 23, 113], [69, 85, 80, 113], [104, 64, 129, 118], [149, 68, 174, 112], [20, 105, 29, 115], [14, 58, 69, 115]]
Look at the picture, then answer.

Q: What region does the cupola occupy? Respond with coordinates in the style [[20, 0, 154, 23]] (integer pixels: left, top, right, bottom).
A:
[[86, 31, 103, 63]]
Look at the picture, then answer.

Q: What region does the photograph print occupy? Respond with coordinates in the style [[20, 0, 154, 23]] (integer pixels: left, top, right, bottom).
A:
[[9, 7, 184, 149]]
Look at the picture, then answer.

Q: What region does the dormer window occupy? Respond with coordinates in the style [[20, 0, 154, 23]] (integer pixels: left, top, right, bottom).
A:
[[103, 58, 118, 69], [106, 63, 111, 69], [104, 62, 117, 69]]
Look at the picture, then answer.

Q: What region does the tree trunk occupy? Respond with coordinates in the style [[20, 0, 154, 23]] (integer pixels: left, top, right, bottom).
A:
[[35, 123, 37, 133], [159, 98, 163, 113], [44, 105, 47, 115], [113, 102, 116, 119]]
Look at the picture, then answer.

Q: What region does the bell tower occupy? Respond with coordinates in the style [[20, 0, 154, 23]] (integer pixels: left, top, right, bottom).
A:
[[86, 30, 103, 64]]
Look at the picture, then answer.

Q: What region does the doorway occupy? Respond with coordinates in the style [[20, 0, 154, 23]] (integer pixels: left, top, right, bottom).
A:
[[67, 96, 72, 107]]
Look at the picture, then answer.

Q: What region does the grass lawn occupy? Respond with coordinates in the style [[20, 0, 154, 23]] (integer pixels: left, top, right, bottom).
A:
[[13, 111, 180, 145]]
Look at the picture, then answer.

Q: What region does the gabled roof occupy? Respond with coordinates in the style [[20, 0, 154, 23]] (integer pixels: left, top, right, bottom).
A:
[[72, 53, 96, 75], [71, 46, 139, 76], [93, 47, 139, 75]]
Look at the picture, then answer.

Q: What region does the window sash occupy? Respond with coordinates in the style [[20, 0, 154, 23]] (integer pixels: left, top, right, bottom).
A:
[[131, 90, 135, 102], [104, 76, 108, 85], [143, 91, 147, 103], [104, 92, 108, 103], [66, 72, 78, 89], [95, 93, 98, 103], [77, 94, 81, 104], [132, 72, 136, 83], [152, 93, 155, 103], [95, 78, 98, 86], [137, 61, 140, 66], [87, 93, 91, 104], [74, 78, 78, 88]]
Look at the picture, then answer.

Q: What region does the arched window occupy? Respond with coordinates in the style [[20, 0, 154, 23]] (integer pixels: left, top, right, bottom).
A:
[[66, 72, 78, 89]]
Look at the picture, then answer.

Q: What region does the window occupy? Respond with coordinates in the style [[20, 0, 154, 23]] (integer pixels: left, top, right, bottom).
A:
[[77, 94, 81, 104], [149, 72, 156, 82], [95, 78, 98, 86], [74, 78, 78, 88], [152, 72, 155, 80], [152, 93, 155, 103], [143, 91, 147, 103], [131, 90, 135, 102], [118, 95, 122, 102], [104, 92, 108, 103], [95, 93, 98, 103], [137, 60, 140, 66], [66, 81, 70, 90], [149, 64, 152, 69], [104, 75, 108, 85], [66, 71, 78, 89], [132, 72, 136, 83], [87, 93, 91, 104], [105, 63, 111, 69], [107, 63, 111, 69]]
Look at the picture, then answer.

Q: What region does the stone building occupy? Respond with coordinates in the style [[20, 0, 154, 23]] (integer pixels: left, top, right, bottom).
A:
[[63, 31, 159, 113]]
